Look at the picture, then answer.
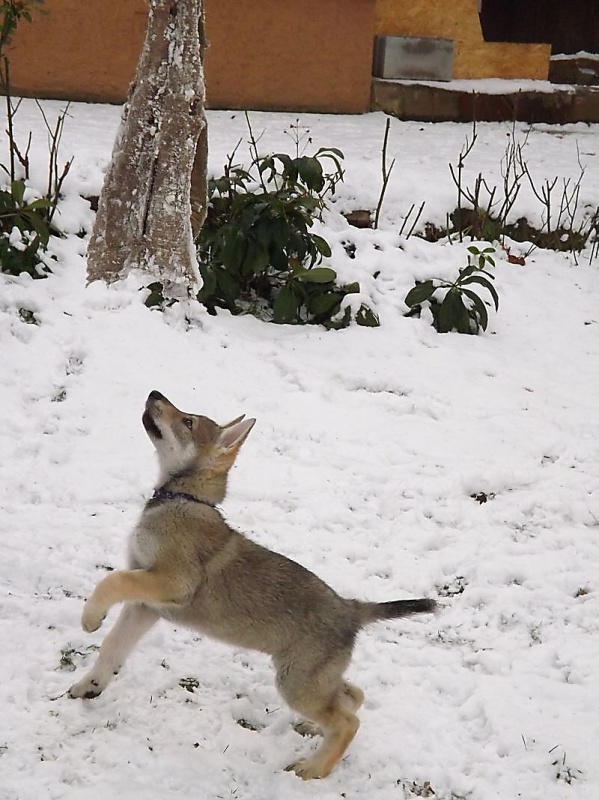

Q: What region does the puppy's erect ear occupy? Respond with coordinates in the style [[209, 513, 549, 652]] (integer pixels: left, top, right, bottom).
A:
[[213, 417, 256, 472], [222, 414, 246, 428], [217, 417, 255, 449]]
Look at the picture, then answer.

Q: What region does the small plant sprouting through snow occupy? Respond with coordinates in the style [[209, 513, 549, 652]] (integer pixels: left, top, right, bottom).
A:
[[179, 676, 200, 693], [404, 246, 498, 334], [399, 779, 436, 797], [58, 644, 97, 672], [236, 718, 263, 732], [438, 576, 467, 598], [18, 308, 37, 325], [550, 745, 582, 784], [471, 491, 496, 504]]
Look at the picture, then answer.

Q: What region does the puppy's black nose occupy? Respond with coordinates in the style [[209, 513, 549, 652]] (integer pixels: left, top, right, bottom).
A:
[[148, 390, 167, 402]]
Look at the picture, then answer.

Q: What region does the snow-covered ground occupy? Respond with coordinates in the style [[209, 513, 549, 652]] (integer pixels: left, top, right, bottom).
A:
[[1, 101, 599, 800]]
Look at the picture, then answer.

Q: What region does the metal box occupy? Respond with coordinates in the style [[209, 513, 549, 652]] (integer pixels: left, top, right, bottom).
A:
[[373, 36, 455, 82]]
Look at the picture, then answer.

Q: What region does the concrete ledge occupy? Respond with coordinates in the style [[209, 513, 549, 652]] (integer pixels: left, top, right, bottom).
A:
[[372, 78, 599, 123], [549, 55, 599, 87]]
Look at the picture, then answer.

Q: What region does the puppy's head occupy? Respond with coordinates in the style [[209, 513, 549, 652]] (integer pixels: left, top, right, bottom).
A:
[[143, 390, 255, 482]]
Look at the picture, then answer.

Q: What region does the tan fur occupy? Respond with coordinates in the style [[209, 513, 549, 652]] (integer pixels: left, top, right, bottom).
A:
[[70, 391, 436, 779]]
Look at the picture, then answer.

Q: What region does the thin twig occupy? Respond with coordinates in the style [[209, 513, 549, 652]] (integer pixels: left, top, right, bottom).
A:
[[374, 117, 395, 230], [244, 111, 268, 192], [406, 201, 425, 239], [33, 99, 72, 222], [449, 119, 478, 242]]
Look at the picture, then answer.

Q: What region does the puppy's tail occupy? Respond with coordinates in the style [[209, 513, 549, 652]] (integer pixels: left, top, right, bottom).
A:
[[356, 597, 437, 626]]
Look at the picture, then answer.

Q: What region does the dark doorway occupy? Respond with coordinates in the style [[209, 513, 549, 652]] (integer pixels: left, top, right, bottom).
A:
[[480, 0, 599, 55]]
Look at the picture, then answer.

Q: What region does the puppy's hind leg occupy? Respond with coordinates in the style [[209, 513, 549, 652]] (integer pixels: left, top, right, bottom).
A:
[[341, 681, 364, 712], [279, 657, 360, 780], [287, 689, 360, 780], [294, 682, 361, 737], [69, 603, 158, 699]]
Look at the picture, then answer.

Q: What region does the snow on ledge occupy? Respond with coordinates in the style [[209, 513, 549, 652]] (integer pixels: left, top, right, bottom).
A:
[[551, 50, 599, 62], [375, 78, 580, 94]]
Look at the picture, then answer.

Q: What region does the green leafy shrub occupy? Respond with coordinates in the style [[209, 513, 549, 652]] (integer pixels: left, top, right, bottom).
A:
[[404, 246, 498, 334], [0, 179, 53, 276], [0, 1, 44, 54], [0, 2, 72, 278], [142, 281, 178, 310], [196, 120, 378, 329], [0, 111, 71, 278]]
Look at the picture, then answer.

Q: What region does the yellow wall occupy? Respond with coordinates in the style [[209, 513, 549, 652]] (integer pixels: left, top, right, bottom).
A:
[[375, 0, 550, 80], [376, 0, 484, 44]]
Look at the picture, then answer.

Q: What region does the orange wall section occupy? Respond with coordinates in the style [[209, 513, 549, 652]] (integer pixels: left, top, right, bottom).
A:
[[6, 0, 376, 114], [205, 0, 375, 113], [6, 0, 147, 104]]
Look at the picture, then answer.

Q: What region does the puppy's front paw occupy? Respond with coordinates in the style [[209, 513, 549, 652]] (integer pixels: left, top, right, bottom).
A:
[[293, 720, 322, 738], [81, 600, 106, 633], [285, 757, 327, 780], [68, 676, 104, 700]]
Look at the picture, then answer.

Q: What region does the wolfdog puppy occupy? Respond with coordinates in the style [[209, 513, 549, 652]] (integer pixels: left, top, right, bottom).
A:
[[70, 390, 436, 779]]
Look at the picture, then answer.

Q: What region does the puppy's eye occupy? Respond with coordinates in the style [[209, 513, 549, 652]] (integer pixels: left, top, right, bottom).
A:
[[182, 418, 194, 430]]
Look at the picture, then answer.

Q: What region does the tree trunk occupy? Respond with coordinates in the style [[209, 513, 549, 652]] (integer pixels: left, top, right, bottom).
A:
[[190, 4, 208, 240], [87, 0, 206, 293]]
